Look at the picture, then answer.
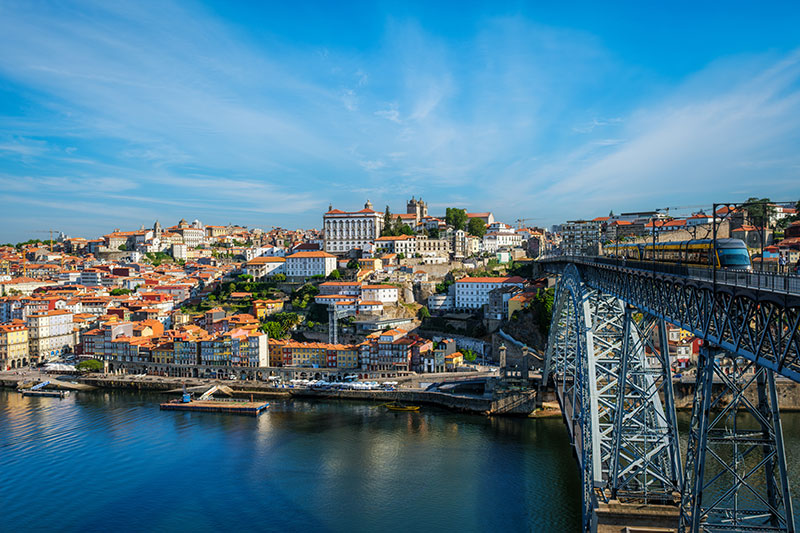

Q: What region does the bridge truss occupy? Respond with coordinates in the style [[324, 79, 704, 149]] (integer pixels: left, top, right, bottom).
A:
[[542, 261, 797, 532]]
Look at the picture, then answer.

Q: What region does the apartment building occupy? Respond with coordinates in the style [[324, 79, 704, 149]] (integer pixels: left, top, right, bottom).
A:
[[245, 256, 286, 279], [0, 321, 29, 369], [285, 251, 337, 279], [26, 309, 74, 362], [561, 220, 602, 256], [454, 276, 526, 310]]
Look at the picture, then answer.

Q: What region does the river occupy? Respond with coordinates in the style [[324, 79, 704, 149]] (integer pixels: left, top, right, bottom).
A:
[[0, 390, 582, 532], [3, 389, 800, 532]]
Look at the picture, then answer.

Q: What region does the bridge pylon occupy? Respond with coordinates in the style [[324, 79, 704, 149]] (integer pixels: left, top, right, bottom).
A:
[[680, 345, 795, 532], [543, 264, 682, 531]]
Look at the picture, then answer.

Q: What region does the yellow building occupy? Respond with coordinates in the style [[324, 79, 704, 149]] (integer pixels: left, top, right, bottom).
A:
[[252, 299, 284, 320], [0, 321, 30, 370], [445, 351, 464, 372], [152, 341, 174, 364], [507, 291, 538, 318]]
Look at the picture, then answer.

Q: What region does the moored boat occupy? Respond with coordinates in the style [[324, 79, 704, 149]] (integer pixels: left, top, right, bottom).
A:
[[383, 402, 420, 412]]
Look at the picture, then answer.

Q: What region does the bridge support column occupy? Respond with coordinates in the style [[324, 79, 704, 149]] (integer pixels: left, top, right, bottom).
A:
[[680, 346, 795, 532]]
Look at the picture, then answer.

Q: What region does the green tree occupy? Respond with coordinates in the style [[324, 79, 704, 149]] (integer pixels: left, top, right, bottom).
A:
[[273, 273, 286, 282], [467, 217, 486, 238], [328, 269, 341, 280], [346, 258, 359, 269], [446, 208, 468, 231], [260, 321, 286, 340], [397, 252, 406, 260], [399, 224, 414, 236], [77, 359, 103, 372], [110, 288, 132, 296], [462, 349, 478, 362], [117, 244, 128, 251], [744, 197, 776, 228], [417, 306, 430, 319], [383, 206, 393, 233], [428, 227, 440, 239], [533, 288, 555, 337]]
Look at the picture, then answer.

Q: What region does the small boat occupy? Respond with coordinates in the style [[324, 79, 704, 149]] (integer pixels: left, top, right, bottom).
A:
[[383, 402, 420, 412]]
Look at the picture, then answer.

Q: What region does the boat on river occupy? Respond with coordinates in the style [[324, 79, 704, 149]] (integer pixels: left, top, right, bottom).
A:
[[382, 402, 420, 412]]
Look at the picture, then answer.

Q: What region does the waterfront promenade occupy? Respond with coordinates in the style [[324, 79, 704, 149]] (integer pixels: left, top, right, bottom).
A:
[[0, 369, 543, 416]]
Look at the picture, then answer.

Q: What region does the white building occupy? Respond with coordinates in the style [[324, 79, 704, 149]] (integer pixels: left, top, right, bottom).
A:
[[360, 285, 399, 303], [323, 200, 384, 254], [561, 220, 602, 256], [285, 251, 337, 279], [245, 257, 286, 279], [454, 276, 526, 310], [374, 235, 417, 256], [428, 293, 454, 312], [26, 309, 74, 362], [79, 270, 105, 287]]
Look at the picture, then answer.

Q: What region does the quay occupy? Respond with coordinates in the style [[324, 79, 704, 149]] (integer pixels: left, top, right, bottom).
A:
[[160, 399, 269, 416]]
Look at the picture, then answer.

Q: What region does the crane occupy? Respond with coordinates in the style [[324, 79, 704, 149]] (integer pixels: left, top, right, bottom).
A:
[[515, 218, 542, 230], [31, 229, 60, 251]]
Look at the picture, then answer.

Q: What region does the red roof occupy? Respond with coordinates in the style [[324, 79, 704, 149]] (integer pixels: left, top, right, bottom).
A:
[[457, 276, 525, 284], [287, 251, 336, 258]]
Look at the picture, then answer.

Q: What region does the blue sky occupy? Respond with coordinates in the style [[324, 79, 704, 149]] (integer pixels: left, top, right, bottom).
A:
[[1, 1, 799, 241]]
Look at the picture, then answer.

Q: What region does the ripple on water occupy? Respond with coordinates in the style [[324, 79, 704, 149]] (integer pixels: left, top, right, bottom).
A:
[[0, 390, 590, 532]]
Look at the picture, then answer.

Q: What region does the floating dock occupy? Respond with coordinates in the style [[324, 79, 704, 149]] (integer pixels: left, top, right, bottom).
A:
[[20, 389, 70, 398], [159, 400, 269, 416]]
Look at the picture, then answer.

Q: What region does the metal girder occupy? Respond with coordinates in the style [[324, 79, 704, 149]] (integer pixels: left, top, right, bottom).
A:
[[573, 262, 800, 383], [544, 266, 682, 530], [609, 313, 682, 502], [679, 347, 795, 532], [544, 264, 596, 532]]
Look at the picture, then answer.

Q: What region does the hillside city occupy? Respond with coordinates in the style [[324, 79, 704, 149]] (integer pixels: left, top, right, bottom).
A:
[[1, 197, 799, 380]]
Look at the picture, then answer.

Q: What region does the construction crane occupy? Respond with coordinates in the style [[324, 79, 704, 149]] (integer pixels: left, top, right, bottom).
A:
[[32, 229, 60, 251], [515, 218, 541, 230]]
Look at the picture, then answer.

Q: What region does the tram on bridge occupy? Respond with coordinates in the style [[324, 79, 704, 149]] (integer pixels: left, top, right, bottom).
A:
[[604, 238, 752, 270]]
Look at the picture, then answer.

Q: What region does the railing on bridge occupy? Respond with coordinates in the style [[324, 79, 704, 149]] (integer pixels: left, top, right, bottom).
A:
[[540, 254, 800, 295]]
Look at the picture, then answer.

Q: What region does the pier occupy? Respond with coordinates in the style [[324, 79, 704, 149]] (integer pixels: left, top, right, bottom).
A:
[[159, 399, 269, 416]]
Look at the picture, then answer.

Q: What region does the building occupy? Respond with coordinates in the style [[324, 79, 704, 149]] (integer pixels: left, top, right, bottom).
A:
[[26, 310, 74, 363], [454, 276, 526, 310], [272, 340, 361, 369], [285, 251, 337, 279], [252, 299, 284, 320], [467, 212, 495, 226], [360, 285, 399, 303], [406, 196, 429, 224], [323, 200, 384, 254], [0, 321, 29, 369], [415, 235, 451, 258], [374, 235, 417, 256], [486, 286, 523, 321], [245, 256, 286, 279], [561, 220, 602, 256]]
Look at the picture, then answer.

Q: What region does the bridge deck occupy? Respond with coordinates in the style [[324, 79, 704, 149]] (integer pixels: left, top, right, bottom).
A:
[[542, 255, 800, 297]]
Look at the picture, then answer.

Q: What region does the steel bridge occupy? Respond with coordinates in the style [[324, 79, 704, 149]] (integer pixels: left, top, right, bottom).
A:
[[540, 256, 800, 532]]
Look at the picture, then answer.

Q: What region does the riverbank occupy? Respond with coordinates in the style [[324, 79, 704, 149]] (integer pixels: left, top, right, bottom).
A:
[[0, 371, 541, 416]]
